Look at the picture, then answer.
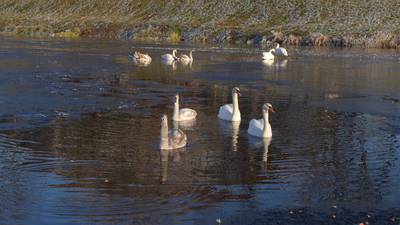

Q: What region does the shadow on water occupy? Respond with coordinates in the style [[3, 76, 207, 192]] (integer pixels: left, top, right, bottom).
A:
[[0, 36, 399, 224]]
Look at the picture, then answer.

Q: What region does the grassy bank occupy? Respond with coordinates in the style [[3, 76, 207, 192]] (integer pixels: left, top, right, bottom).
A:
[[1, 0, 400, 48]]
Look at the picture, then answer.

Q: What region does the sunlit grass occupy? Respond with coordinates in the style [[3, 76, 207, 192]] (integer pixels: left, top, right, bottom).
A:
[[0, 0, 399, 48]]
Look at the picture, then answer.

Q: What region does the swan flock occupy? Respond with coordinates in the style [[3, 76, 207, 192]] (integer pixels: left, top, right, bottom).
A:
[[129, 44, 287, 149]]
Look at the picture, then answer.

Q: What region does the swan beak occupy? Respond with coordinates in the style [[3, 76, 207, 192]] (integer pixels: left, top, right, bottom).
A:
[[237, 91, 241, 96], [269, 107, 275, 113]]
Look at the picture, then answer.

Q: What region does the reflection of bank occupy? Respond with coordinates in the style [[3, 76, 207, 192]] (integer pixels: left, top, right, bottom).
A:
[[160, 148, 186, 184], [248, 136, 272, 170], [219, 120, 240, 151]]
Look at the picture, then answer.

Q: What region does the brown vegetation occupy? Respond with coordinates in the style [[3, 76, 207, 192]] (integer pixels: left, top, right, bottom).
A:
[[0, 0, 400, 48]]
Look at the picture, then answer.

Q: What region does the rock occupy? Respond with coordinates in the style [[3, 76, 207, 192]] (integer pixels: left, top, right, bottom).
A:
[[301, 36, 313, 46], [330, 37, 344, 47]]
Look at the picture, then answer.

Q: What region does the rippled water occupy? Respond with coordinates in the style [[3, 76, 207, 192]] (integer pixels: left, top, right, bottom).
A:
[[0, 37, 399, 225]]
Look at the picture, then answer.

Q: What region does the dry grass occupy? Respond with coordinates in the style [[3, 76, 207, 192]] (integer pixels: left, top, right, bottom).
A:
[[0, 0, 400, 48]]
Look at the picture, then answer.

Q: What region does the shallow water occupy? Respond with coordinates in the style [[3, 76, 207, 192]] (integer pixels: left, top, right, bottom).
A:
[[0, 36, 399, 225]]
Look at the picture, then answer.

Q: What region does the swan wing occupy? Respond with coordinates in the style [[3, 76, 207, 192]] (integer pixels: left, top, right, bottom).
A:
[[247, 118, 264, 137], [275, 47, 288, 56], [218, 104, 233, 121], [262, 52, 274, 60], [169, 128, 187, 149], [132, 52, 151, 65], [161, 54, 174, 61], [180, 54, 190, 60], [179, 108, 197, 121]]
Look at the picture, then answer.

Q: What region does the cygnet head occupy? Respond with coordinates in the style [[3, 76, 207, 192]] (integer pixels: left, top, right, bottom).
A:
[[262, 103, 275, 113], [232, 87, 241, 96]]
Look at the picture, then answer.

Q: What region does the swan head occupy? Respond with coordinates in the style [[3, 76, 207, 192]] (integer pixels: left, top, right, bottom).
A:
[[263, 103, 275, 113], [161, 114, 168, 126], [172, 49, 177, 56], [232, 87, 241, 96], [174, 93, 179, 104]]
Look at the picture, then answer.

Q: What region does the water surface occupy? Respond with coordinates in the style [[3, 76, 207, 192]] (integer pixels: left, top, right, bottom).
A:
[[0, 37, 399, 225]]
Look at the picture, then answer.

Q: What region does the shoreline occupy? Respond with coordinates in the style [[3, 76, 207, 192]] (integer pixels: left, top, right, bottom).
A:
[[1, 22, 399, 50]]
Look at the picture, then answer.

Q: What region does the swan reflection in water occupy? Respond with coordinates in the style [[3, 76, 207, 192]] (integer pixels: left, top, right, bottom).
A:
[[160, 148, 185, 184], [162, 59, 177, 70], [248, 136, 272, 170], [262, 59, 274, 67], [262, 59, 287, 68], [219, 120, 240, 151]]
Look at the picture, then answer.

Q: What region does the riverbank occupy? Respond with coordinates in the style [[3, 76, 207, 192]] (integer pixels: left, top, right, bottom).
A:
[[1, 0, 400, 49]]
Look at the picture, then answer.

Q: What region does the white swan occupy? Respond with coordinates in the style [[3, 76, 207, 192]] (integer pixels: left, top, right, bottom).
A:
[[172, 93, 197, 121], [218, 87, 241, 122], [275, 43, 288, 57], [247, 103, 275, 138], [160, 114, 187, 150], [262, 49, 275, 60], [179, 50, 193, 64], [161, 49, 178, 62], [129, 51, 152, 66]]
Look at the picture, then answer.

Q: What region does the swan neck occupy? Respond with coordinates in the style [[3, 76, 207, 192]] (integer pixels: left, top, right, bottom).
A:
[[262, 110, 270, 136], [232, 93, 240, 120], [189, 51, 193, 60], [173, 102, 179, 120]]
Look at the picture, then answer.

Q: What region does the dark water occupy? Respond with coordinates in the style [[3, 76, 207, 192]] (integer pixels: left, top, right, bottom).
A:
[[0, 36, 399, 225]]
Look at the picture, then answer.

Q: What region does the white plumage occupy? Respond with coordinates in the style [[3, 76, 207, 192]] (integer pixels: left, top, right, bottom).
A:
[[247, 103, 275, 138], [161, 49, 178, 62], [248, 118, 272, 138], [274, 43, 288, 57], [262, 49, 275, 60], [172, 94, 197, 121], [218, 87, 241, 122]]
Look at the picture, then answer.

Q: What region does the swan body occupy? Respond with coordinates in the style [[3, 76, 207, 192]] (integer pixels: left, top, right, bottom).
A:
[[218, 87, 241, 122], [129, 51, 152, 65], [160, 114, 187, 150], [275, 43, 288, 57], [172, 94, 197, 121], [247, 103, 275, 138], [161, 49, 178, 62], [179, 50, 193, 64], [262, 49, 275, 60]]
